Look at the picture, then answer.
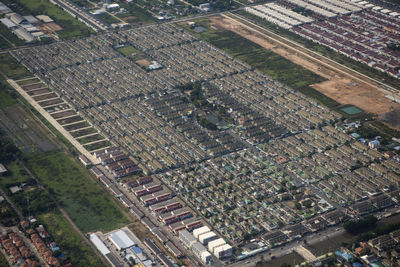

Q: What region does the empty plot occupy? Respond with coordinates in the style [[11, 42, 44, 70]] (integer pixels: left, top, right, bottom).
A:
[[17, 78, 41, 86], [28, 88, 51, 96], [57, 115, 84, 125], [70, 127, 98, 138], [23, 83, 46, 91], [0, 105, 57, 153], [64, 121, 90, 131], [39, 98, 64, 107], [33, 92, 58, 102], [84, 140, 112, 151], [77, 134, 105, 145], [51, 110, 76, 119], [44, 104, 71, 113]]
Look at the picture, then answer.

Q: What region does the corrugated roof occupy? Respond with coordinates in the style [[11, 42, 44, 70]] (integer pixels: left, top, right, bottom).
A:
[[0, 18, 16, 28], [89, 233, 110, 255], [109, 230, 135, 250]]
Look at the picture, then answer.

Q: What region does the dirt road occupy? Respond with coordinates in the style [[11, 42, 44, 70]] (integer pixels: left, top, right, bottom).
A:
[[209, 14, 400, 118]]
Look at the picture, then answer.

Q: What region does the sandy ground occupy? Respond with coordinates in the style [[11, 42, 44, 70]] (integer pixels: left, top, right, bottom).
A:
[[209, 16, 400, 117], [136, 59, 151, 67]]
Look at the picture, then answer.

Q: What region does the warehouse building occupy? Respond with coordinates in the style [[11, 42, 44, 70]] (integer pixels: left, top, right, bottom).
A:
[[109, 230, 135, 251], [13, 28, 34, 42], [0, 18, 17, 29]]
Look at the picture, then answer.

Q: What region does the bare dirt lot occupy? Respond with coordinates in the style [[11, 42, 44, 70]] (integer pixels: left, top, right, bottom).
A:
[[209, 15, 400, 118], [136, 59, 151, 68]]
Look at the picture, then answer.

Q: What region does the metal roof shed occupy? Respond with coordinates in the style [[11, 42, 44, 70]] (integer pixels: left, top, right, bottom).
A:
[[0, 18, 16, 29], [89, 233, 110, 255], [109, 230, 135, 250]]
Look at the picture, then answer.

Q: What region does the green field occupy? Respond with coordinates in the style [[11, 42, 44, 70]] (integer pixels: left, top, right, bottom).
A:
[[39, 211, 106, 267], [25, 151, 129, 232], [78, 134, 105, 145], [117, 3, 155, 24], [0, 53, 30, 80], [0, 83, 18, 108], [183, 20, 340, 109], [3, 0, 94, 39], [235, 10, 400, 89], [0, 251, 8, 267], [96, 13, 120, 24], [117, 45, 141, 58], [186, 20, 325, 90]]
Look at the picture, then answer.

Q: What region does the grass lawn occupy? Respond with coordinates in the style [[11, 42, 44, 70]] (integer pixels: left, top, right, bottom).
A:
[[0, 251, 8, 267], [183, 20, 343, 109], [118, 3, 155, 24], [9, 0, 94, 39], [0, 161, 32, 190], [25, 151, 130, 233], [39, 211, 106, 267], [0, 53, 30, 80], [96, 13, 120, 24], [117, 45, 141, 58]]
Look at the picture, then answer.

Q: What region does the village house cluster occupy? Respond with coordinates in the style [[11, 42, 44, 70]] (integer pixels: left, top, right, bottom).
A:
[[9, 22, 400, 263], [245, 0, 400, 78]]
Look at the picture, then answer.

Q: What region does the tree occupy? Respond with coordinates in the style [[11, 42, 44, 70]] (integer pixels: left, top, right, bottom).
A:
[[344, 216, 378, 235]]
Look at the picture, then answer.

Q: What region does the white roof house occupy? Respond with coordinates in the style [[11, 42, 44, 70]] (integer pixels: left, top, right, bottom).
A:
[[109, 230, 135, 250], [193, 225, 210, 239]]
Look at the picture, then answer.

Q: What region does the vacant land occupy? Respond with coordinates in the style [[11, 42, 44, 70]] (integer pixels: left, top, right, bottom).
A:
[[186, 19, 326, 91], [117, 3, 155, 25], [25, 151, 129, 232], [0, 161, 106, 266], [204, 15, 400, 122], [96, 12, 120, 24], [2, 0, 94, 39], [0, 105, 58, 153], [39, 211, 106, 267], [117, 45, 141, 58], [0, 84, 18, 108], [0, 53, 30, 80], [236, 10, 400, 89]]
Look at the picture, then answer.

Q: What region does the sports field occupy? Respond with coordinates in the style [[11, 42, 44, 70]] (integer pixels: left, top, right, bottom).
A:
[[341, 106, 363, 115]]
